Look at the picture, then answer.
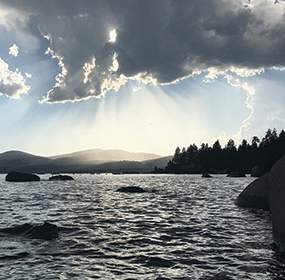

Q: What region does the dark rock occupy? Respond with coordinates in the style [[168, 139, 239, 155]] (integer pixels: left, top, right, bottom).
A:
[[0, 223, 32, 234], [0, 222, 59, 240], [116, 186, 146, 193], [145, 256, 174, 267], [227, 171, 246, 177], [268, 155, 285, 251], [251, 165, 263, 177], [49, 174, 74, 181], [236, 155, 285, 251], [5, 171, 40, 182], [202, 173, 212, 178], [27, 222, 59, 240], [235, 173, 269, 210]]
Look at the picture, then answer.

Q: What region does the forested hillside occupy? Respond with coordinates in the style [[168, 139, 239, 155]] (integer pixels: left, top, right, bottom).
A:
[[160, 128, 285, 174]]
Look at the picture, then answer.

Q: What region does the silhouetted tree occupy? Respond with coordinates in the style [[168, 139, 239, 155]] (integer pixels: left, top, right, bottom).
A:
[[173, 147, 181, 165], [224, 139, 238, 171], [163, 128, 285, 174], [212, 140, 221, 150], [237, 139, 251, 173], [251, 136, 260, 149], [279, 129, 285, 140], [206, 140, 222, 173], [279, 130, 285, 157]]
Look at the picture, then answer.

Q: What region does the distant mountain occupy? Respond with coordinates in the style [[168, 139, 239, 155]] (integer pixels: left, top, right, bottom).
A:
[[67, 156, 173, 173], [0, 149, 171, 174], [0, 150, 52, 173], [0, 151, 35, 159], [49, 149, 161, 165], [142, 156, 173, 170]]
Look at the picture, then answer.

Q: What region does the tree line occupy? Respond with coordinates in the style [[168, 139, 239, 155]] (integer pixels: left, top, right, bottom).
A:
[[155, 128, 285, 174]]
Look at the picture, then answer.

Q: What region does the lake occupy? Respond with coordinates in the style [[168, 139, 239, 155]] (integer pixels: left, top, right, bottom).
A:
[[0, 174, 284, 279]]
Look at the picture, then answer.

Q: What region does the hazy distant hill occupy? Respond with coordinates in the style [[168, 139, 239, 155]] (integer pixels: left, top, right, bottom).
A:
[[0, 151, 52, 173], [0, 149, 171, 174], [49, 149, 161, 165], [68, 156, 173, 173]]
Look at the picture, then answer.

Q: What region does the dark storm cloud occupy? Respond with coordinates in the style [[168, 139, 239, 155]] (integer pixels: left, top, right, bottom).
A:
[[0, 0, 284, 102]]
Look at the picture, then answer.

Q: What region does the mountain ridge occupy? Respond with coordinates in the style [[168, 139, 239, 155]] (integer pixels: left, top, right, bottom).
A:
[[0, 149, 172, 174], [48, 148, 161, 163]]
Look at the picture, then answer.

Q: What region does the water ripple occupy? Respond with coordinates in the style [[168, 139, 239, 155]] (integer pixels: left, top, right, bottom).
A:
[[0, 174, 280, 279]]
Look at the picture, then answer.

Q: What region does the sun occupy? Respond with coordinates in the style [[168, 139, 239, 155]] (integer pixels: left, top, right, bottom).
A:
[[109, 29, 117, 43]]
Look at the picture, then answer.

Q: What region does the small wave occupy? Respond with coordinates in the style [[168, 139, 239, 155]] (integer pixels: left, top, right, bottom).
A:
[[0, 251, 29, 260], [0, 174, 277, 279]]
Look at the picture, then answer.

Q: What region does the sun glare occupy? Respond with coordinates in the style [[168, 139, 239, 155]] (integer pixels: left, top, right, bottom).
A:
[[109, 29, 117, 42]]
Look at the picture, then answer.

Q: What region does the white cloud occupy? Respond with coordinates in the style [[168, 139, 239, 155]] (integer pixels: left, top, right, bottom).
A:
[[0, 57, 30, 98], [9, 44, 19, 57]]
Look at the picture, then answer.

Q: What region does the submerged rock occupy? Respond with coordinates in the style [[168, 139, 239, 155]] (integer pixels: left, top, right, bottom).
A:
[[49, 174, 74, 181], [27, 222, 59, 240], [0, 222, 59, 240], [5, 171, 40, 182], [227, 171, 246, 177], [0, 223, 32, 234], [116, 186, 146, 193]]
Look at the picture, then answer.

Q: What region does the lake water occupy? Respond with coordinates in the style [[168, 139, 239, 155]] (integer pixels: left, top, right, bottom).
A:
[[0, 174, 284, 279]]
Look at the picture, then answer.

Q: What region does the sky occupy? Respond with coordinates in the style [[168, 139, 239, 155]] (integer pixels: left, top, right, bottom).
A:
[[0, 0, 285, 157]]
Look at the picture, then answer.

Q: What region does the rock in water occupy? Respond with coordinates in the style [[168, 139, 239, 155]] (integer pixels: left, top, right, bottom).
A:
[[5, 171, 40, 182], [235, 155, 285, 251], [27, 222, 59, 240], [268, 156, 285, 252], [49, 174, 74, 181], [0, 222, 59, 240], [202, 173, 212, 178], [116, 186, 146, 193], [251, 165, 263, 177], [235, 173, 269, 210], [227, 171, 246, 177], [0, 223, 32, 234]]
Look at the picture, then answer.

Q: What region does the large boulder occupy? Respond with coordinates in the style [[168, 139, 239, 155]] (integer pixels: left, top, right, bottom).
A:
[[235, 173, 269, 210], [5, 171, 40, 182], [251, 165, 263, 177], [268, 156, 285, 251], [235, 155, 285, 251]]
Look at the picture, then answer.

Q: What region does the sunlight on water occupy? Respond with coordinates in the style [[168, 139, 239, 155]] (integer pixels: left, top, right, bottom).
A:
[[0, 174, 283, 279]]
